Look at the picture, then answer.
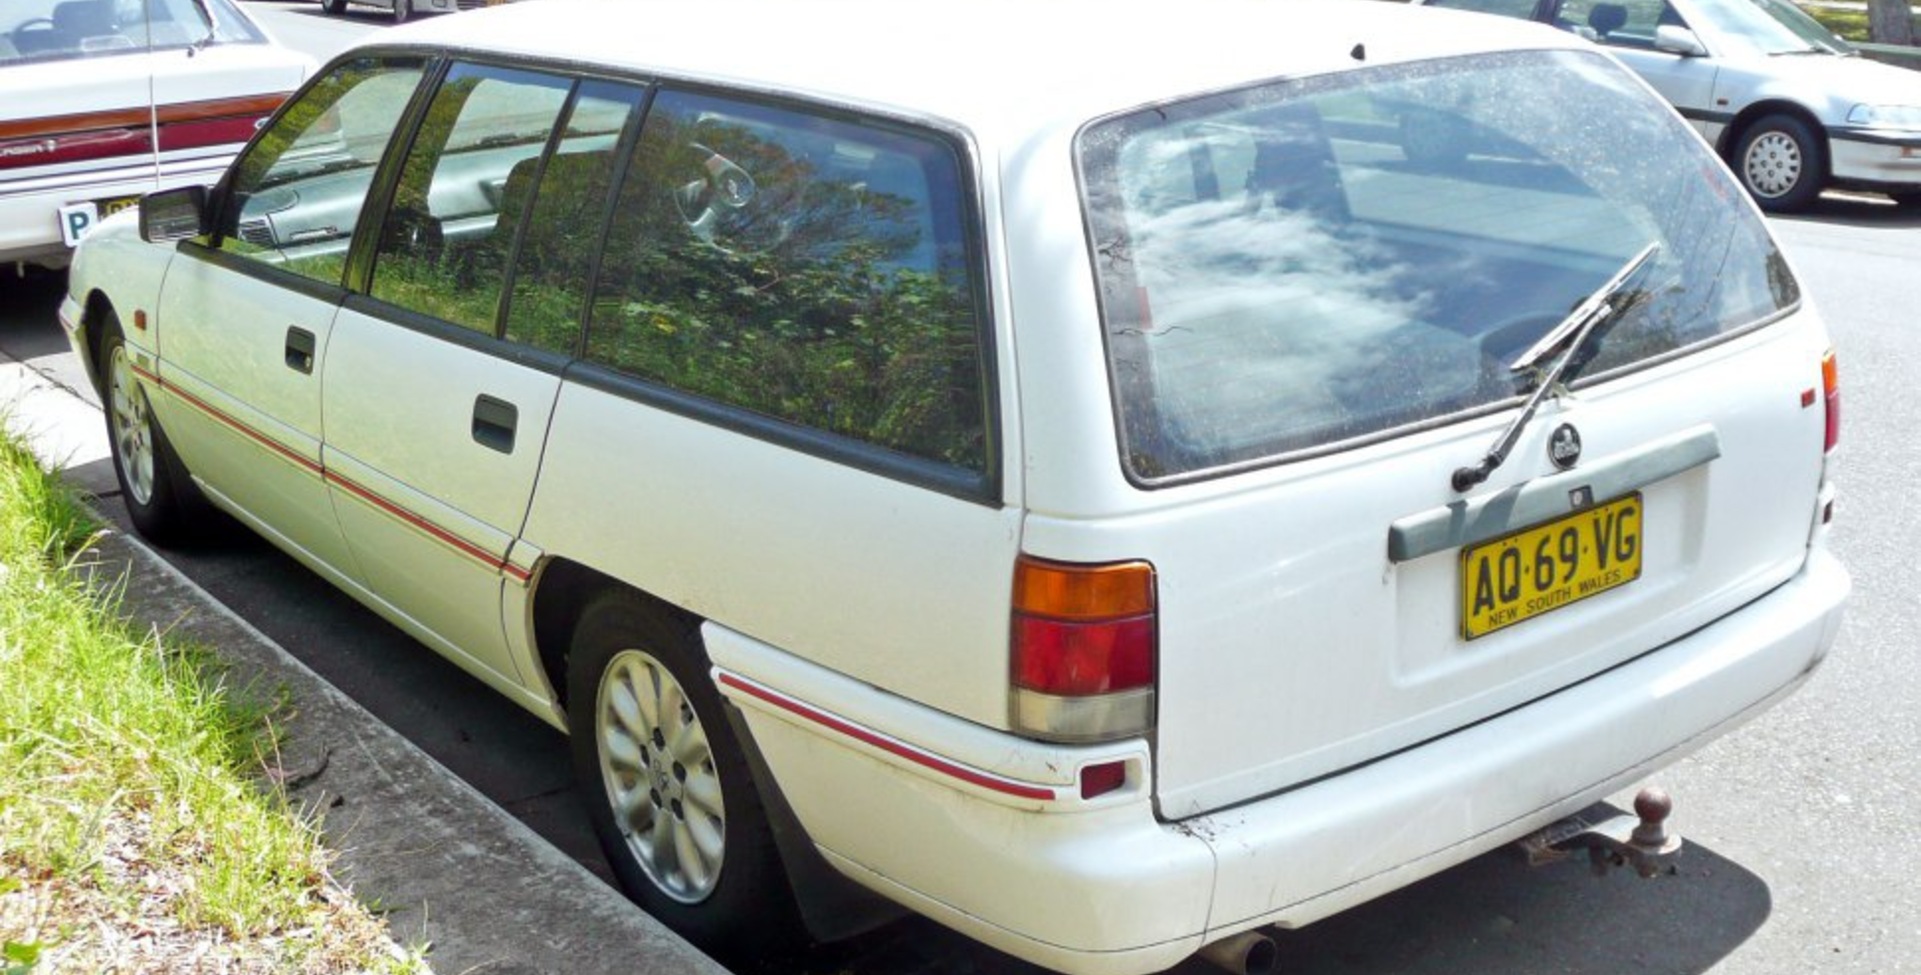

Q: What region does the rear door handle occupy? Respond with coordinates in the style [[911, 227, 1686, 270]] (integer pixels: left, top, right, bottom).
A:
[[472, 394, 517, 454], [285, 326, 316, 374]]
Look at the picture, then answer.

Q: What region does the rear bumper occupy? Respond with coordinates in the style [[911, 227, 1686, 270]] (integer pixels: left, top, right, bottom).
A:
[[714, 549, 1847, 975]]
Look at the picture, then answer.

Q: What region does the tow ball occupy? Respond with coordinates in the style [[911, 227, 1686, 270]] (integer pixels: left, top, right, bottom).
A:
[[1517, 787, 1683, 878]]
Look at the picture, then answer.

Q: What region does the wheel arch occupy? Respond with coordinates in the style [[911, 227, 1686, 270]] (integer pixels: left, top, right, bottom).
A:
[[1719, 100, 1828, 179], [76, 288, 119, 393], [528, 557, 696, 716], [528, 556, 905, 942]]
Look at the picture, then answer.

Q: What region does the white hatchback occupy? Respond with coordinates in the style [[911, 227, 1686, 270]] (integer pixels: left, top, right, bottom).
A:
[[60, 2, 1848, 973], [0, 0, 312, 271]]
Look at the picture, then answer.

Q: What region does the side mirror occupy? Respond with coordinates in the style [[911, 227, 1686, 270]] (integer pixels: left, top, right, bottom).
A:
[[1654, 25, 1708, 57], [140, 185, 210, 243]]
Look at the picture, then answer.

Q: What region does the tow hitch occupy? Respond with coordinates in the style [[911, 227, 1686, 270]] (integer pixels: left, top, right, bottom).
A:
[[1518, 787, 1682, 878]]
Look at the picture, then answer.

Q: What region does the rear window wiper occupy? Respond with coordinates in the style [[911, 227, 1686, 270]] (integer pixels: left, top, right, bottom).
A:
[[1451, 240, 1661, 493]]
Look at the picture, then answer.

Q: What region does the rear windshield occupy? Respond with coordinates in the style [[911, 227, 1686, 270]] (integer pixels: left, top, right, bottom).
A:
[[1077, 49, 1797, 483], [1, 0, 262, 65]]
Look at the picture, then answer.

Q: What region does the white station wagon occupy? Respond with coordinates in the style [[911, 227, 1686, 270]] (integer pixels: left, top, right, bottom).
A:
[[60, 1, 1849, 973]]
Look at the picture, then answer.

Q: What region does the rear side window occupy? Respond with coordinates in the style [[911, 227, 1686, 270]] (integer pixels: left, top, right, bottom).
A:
[[587, 89, 990, 475], [1078, 49, 1796, 483]]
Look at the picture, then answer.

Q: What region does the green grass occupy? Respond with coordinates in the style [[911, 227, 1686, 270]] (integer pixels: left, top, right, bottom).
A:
[[0, 430, 426, 973], [1802, 2, 1921, 43]]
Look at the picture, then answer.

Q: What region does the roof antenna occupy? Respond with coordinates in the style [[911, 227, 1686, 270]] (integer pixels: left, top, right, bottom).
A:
[[1351, 43, 1366, 61]]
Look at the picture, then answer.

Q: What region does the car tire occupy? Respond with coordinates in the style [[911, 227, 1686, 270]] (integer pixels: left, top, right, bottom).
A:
[[391, 0, 411, 22], [319, 0, 345, 13], [98, 311, 209, 546], [566, 591, 796, 958], [1732, 114, 1825, 213]]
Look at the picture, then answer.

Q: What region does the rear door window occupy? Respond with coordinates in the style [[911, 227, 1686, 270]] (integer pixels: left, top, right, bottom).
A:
[[1077, 49, 1796, 483], [368, 62, 576, 336]]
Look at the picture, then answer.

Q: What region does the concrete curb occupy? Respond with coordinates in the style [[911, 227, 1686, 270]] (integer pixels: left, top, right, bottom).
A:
[[2, 348, 730, 975]]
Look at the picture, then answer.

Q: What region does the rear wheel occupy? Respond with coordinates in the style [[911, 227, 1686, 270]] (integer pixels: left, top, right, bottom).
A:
[[319, 0, 345, 13], [1733, 114, 1825, 213], [99, 311, 208, 545], [566, 592, 795, 957]]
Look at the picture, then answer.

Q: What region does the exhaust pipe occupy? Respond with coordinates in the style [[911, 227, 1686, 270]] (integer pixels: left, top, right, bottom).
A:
[[1198, 929, 1278, 975]]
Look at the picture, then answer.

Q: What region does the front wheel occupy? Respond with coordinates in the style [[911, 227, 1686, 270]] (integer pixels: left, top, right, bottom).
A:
[[99, 311, 207, 545], [318, 0, 345, 13], [1733, 114, 1825, 213], [566, 593, 795, 957]]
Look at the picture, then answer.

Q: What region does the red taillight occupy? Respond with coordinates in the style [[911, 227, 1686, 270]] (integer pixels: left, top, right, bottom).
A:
[[1010, 556, 1157, 742], [1822, 349, 1840, 453], [1013, 616, 1155, 695]]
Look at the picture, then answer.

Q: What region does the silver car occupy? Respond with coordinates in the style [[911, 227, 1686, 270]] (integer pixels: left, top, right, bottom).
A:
[[1419, 0, 1921, 211]]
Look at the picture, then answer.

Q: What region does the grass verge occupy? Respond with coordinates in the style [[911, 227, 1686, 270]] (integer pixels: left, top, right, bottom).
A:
[[0, 428, 428, 973]]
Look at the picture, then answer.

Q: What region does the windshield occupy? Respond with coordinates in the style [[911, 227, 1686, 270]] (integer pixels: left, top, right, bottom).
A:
[[1692, 0, 1854, 54], [1078, 49, 1798, 483], [0, 0, 263, 66]]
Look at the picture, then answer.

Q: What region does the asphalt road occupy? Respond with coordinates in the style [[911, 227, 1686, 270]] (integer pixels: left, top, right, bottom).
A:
[[4, 4, 1918, 969]]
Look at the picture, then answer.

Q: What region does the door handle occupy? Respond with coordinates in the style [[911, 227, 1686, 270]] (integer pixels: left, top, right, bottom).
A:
[[472, 394, 518, 454], [285, 326, 316, 374]]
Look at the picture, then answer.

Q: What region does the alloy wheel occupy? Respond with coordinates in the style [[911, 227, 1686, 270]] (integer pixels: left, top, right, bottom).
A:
[[107, 345, 156, 505], [595, 648, 726, 903]]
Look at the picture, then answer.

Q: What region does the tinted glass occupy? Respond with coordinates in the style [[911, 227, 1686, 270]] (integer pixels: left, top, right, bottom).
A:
[[500, 81, 645, 354], [370, 63, 573, 336], [219, 57, 427, 284], [588, 89, 988, 472], [0, 0, 262, 64], [1079, 50, 1797, 482]]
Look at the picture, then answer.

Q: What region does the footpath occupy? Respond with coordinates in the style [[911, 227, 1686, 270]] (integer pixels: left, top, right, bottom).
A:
[[0, 347, 727, 975]]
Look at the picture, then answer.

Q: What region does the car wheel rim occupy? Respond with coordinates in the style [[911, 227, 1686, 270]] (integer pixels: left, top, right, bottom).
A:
[[596, 648, 725, 904], [1743, 131, 1802, 199], [107, 345, 156, 506]]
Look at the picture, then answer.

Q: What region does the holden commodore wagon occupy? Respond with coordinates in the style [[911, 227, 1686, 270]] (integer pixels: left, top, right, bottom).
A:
[[59, 1, 1848, 972]]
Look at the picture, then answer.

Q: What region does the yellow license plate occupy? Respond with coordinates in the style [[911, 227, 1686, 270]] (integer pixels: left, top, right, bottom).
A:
[[1461, 493, 1642, 640], [96, 195, 141, 217]]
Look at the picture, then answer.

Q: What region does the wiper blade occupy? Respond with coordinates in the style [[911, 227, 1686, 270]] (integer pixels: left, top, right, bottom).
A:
[[1451, 241, 1660, 493]]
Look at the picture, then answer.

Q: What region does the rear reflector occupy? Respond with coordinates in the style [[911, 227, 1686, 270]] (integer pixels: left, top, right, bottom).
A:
[[1079, 760, 1128, 800], [1011, 557, 1157, 742]]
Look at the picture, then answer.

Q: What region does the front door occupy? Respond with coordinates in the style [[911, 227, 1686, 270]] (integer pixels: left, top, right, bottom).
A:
[[151, 55, 428, 575]]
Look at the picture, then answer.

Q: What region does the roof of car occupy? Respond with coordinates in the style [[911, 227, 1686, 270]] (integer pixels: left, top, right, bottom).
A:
[[361, 0, 1579, 140]]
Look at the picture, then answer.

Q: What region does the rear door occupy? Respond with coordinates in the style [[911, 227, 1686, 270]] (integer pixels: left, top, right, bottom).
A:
[[320, 64, 645, 686], [1067, 49, 1825, 819]]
